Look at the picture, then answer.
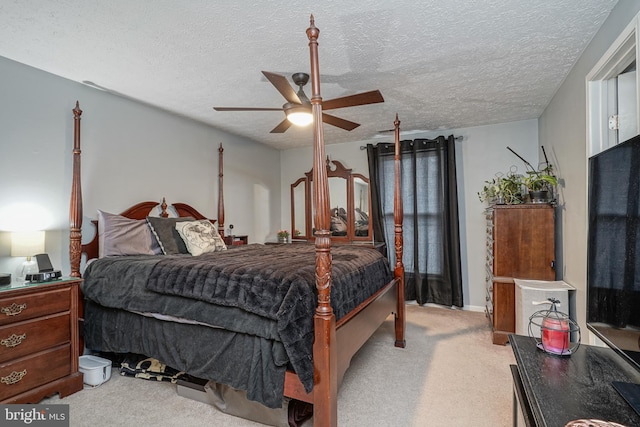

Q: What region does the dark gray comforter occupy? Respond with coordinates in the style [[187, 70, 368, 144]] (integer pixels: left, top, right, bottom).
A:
[[82, 243, 392, 408]]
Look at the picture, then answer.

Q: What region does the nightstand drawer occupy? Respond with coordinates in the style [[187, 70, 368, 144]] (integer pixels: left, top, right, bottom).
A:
[[0, 345, 71, 400], [0, 314, 70, 363], [0, 288, 70, 326]]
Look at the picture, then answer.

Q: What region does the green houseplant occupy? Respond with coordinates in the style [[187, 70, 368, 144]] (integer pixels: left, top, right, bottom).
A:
[[277, 229, 290, 243], [524, 165, 558, 203], [478, 173, 524, 205]]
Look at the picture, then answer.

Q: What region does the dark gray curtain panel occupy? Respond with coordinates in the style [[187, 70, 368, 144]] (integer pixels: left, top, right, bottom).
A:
[[366, 136, 463, 307]]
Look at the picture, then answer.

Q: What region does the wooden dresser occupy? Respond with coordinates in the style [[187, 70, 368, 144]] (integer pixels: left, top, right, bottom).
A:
[[0, 278, 83, 403], [485, 205, 555, 345]]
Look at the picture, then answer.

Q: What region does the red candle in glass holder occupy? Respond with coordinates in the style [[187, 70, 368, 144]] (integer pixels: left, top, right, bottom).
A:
[[542, 317, 570, 354]]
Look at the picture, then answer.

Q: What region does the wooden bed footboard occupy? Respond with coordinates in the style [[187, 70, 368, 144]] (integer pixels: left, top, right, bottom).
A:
[[283, 277, 402, 404]]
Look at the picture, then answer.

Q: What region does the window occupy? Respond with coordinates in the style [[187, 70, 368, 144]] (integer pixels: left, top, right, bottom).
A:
[[380, 150, 443, 275]]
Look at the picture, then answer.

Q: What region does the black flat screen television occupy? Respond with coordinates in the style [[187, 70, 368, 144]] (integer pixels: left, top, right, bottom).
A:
[[587, 134, 640, 412]]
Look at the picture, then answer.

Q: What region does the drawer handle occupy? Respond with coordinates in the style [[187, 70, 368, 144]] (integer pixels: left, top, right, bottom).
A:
[[1, 369, 27, 385], [1, 333, 26, 348], [1, 302, 27, 316]]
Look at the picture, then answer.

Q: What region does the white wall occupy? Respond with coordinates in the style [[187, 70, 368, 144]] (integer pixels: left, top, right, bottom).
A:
[[458, 120, 539, 311], [280, 119, 539, 311], [0, 56, 281, 277], [538, 1, 640, 337]]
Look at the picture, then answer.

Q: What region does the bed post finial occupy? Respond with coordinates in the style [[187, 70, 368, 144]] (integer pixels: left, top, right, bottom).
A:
[[393, 113, 406, 348], [218, 143, 225, 238], [160, 198, 168, 218], [69, 101, 83, 278]]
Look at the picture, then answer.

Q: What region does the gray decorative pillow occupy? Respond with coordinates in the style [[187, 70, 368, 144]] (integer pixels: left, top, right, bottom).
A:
[[98, 210, 162, 257], [175, 220, 227, 256], [146, 216, 194, 255]]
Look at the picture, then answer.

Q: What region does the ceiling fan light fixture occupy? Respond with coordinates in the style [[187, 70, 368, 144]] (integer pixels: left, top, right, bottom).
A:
[[285, 106, 313, 126], [213, 71, 383, 133]]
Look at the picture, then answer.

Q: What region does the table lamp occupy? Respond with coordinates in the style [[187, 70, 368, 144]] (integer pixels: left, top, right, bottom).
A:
[[11, 231, 45, 281]]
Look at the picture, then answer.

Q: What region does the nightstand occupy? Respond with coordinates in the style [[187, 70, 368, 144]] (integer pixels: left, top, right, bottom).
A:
[[0, 278, 84, 403], [224, 235, 248, 246]]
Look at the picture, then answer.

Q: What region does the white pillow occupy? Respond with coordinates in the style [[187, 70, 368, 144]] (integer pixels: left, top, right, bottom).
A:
[[174, 220, 227, 256]]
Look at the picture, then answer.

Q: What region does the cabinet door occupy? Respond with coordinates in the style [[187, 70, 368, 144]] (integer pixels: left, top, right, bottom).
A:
[[493, 206, 555, 280], [492, 279, 515, 345]]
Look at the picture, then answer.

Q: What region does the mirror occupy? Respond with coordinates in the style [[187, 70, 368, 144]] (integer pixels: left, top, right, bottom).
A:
[[353, 176, 370, 238], [291, 159, 372, 242], [328, 176, 348, 237], [291, 178, 307, 239]]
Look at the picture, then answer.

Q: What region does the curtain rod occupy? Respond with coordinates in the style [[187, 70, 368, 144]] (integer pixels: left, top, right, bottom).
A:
[[359, 135, 464, 150]]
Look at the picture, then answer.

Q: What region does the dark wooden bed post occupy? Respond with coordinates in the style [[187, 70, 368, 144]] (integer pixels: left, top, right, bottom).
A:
[[218, 143, 225, 238], [307, 15, 337, 427], [393, 114, 406, 348], [70, 101, 83, 278]]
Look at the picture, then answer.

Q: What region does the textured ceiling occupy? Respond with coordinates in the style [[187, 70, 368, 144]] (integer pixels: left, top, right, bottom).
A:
[[0, 1, 618, 149]]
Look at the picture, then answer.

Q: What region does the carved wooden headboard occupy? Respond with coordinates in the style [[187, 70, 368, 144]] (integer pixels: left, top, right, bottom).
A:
[[80, 198, 215, 262]]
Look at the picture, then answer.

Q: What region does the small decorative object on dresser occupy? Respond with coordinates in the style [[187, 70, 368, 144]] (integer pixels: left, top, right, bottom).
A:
[[222, 224, 247, 246], [478, 173, 525, 205], [480, 147, 559, 207], [0, 278, 84, 403], [11, 231, 45, 281], [0, 274, 10, 286], [223, 235, 248, 246], [277, 229, 289, 244], [508, 145, 558, 204], [528, 297, 580, 356]]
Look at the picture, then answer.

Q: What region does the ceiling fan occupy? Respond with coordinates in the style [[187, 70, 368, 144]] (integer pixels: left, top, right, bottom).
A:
[[213, 71, 384, 133]]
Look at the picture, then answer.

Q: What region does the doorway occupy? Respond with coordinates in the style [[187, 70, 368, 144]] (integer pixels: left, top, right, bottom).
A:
[[587, 13, 639, 156]]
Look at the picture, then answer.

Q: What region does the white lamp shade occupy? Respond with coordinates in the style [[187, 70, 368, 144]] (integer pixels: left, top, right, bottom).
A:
[[286, 109, 313, 126], [11, 231, 45, 257]]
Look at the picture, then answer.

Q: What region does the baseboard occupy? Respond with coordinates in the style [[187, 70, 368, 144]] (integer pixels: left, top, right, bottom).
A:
[[405, 301, 485, 313]]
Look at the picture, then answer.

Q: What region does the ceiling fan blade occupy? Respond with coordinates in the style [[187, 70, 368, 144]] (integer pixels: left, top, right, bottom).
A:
[[270, 118, 293, 133], [322, 90, 384, 110], [262, 71, 301, 104], [213, 107, 283, 111], [322, 113, 360, 131]]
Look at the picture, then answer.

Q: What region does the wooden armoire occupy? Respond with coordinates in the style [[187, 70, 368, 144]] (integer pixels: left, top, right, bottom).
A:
[[485, 204, 555, 345]]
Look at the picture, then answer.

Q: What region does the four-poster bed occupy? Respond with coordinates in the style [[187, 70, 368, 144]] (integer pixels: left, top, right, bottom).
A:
[[68, 16, 405, 427]]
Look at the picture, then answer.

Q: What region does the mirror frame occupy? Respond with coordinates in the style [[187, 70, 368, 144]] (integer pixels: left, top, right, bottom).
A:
[[291, 158, 372, 242], [290, 177, 310, 240]]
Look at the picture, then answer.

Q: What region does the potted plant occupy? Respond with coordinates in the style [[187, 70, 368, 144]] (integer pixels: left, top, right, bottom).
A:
[[478, 173, 524, 205], [524, 165, 558, 203], [277, 229, 290, 244], [478, 178, 502, 205]]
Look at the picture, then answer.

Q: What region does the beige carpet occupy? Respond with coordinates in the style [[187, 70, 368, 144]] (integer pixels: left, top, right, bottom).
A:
[[44, 305, 516, 426]]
